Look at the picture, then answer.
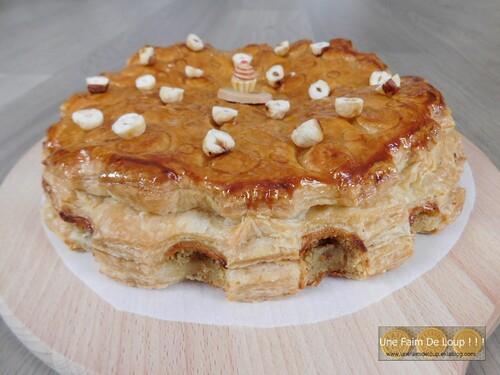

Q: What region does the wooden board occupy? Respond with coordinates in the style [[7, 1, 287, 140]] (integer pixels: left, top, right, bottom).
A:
[[0, 138, 498, 375]]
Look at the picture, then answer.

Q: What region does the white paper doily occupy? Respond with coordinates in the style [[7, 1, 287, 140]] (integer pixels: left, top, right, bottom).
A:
[[43, 164, 475, 328]]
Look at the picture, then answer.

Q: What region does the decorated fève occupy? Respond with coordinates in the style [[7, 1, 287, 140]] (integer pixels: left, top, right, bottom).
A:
[[231, 60, 258, 93]]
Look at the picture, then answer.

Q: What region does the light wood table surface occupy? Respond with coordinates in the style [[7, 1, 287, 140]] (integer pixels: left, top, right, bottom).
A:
[[0, 0, 498, 374]]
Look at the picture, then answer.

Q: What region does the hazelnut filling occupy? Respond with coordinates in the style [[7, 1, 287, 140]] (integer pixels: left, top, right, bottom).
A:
[[170, 250, 226, 286], [302, 236, 366, 285]]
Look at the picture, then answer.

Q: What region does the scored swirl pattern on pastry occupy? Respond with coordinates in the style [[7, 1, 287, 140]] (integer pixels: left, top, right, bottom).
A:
[[44, 39, 446, 219]]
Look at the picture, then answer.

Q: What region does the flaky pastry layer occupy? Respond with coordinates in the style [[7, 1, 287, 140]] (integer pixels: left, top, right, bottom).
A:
[[43, 120, 465, 301]]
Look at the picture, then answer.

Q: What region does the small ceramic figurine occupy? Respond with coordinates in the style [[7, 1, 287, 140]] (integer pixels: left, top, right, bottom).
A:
[[218, 57, 272, 104], [231, 60, 257, 93]]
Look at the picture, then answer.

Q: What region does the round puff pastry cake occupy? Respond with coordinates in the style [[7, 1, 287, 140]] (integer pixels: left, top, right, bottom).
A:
[[42, 37, 466, 301]]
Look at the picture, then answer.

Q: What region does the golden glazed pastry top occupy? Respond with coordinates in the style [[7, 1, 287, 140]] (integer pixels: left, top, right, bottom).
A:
[[43, 39, 446, 219]]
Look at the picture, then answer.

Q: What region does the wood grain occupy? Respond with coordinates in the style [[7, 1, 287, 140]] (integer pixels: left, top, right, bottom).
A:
[[0, 0, 499, 373], [0, 138, 498, 375]]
